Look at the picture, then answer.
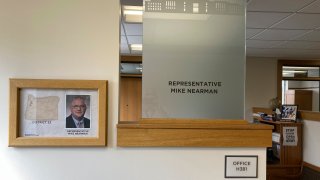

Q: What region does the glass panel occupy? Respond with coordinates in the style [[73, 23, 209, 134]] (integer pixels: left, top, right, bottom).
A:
[[142, 0, 246, 119], [283, 66, 320, 78], [120, 63, 143, 74], [282, 80, 319, 111]]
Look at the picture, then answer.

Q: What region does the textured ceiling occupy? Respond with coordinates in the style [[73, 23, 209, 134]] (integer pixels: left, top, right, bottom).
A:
[[121, 0, 320, 59]]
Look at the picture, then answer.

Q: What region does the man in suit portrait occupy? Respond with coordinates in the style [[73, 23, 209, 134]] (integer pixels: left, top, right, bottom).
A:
[[66, 95, 90, 128]]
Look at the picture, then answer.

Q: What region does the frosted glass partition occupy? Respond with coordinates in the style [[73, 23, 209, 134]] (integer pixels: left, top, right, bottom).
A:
[[142, 0, 246, 119]]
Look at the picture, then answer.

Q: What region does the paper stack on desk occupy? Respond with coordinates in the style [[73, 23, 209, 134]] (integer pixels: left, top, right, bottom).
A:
[[272, 132, 280, 143]]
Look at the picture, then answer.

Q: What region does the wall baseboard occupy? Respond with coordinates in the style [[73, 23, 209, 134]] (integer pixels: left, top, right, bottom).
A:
[[303, 162, 320, 180]]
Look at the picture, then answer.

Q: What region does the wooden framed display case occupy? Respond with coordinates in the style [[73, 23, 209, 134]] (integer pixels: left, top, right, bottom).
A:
[[9, 79, 108, 147]]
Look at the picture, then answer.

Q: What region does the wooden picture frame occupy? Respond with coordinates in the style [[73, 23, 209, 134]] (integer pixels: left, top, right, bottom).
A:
[[9, 79, 108, 147]]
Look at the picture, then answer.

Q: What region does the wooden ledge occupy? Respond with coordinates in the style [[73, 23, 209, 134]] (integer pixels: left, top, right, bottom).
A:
[[300, 111, 320, 122], [118, 121, 272, 129], [117, 119, 273, 147]]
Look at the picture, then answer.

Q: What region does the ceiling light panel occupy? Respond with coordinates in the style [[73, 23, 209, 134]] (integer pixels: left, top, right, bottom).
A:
[[284, 66, 320, 70], [130, 44, 143, 51], [124, 14, 142, 23], [124, 10, 143, 15], [123, 5, 143, 23]]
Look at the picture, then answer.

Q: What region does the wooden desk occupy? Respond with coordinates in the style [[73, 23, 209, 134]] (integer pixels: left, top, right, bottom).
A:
[[267, 164, 302, 180], [258, 120, 303, 179]]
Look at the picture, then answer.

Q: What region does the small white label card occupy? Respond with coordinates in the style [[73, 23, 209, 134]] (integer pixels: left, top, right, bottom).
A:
[[225, 156, 258, 178]]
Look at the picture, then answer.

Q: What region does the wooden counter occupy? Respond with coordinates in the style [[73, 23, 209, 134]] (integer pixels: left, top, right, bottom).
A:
[[117, 119, 273, 147]]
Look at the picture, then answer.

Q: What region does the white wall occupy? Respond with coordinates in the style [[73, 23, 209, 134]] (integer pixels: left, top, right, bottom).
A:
[[245, 57, 278, 121], [0, 1, 266, 180], [303, 120, 320, 167]]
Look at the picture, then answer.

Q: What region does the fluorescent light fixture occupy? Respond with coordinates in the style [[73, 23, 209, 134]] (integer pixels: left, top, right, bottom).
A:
[[283, 70, 308, 77], [130, 44, 143, 51], [123, 10, 143, 15], [123, 6, 143, 23], [283, 66, 319, 70], [123, 6, 143, 12], [283, 70, 307, 73]]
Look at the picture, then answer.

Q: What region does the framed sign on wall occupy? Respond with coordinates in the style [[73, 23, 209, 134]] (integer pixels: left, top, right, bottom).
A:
[[225, 155, 258, 178], [9, 79, 108, 147]]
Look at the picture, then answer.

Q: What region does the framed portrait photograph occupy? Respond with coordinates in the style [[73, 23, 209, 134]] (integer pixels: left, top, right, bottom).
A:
[[65, 95, 91, 129], [281, 105, 298, 121], [9, 79, 108, 147]]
